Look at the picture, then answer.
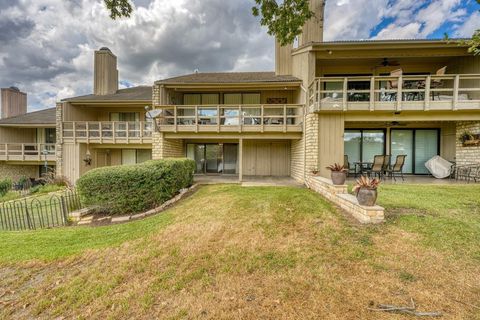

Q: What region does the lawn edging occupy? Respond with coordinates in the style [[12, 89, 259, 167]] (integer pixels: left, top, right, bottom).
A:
[[73, 184, 199, 226], [306, 176, 384, 224]]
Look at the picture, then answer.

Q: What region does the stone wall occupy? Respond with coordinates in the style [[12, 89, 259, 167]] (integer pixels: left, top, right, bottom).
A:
[[152, 132, 184, 160], [304, 113, 319, 175], [456, 121, 480, 165], [0, 164, 38, 181], [290, 138, 304, 182]]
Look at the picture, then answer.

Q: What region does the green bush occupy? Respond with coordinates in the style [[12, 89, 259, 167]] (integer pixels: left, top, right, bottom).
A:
[[0, 179, 12, 197], [76, 159, 195, 215]]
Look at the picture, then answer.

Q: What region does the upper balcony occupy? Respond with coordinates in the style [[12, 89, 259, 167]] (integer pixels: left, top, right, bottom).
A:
[[0, 143, 56, 162], [154, 104, 304, 133], [62, 121, 153, 144], [309, 74, 480, 112]]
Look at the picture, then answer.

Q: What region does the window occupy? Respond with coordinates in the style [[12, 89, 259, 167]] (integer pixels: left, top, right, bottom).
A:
[[223, 93, 260, 104], [110, 112, 140, 122], [184, 93, 220, 105], [121, 149, 152, 165], [344, 129, 386, 164]]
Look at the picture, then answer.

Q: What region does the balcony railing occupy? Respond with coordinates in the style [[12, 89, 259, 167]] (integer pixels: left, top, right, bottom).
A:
[[155, 104, 304, 133], [309, 74, 480, 112], [62, 121, 153, 143], [0, 143, 56, 162]]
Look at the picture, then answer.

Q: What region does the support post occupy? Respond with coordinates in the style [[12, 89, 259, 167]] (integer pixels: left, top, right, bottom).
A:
[[453, 74, 460, 111], [424, 75, 431, 111], [239, 138, 243, 182]]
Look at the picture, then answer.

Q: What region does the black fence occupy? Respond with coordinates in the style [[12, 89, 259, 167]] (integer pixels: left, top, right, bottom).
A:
[[0, 190, 82, 231]]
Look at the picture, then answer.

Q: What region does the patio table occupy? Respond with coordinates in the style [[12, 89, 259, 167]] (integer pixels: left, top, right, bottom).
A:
[[354, 162, 373, 177]]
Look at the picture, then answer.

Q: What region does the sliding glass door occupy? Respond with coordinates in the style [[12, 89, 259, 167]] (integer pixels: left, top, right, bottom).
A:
[[390, 129, 439, 174], [186, 143, 238, 175], [344, 130, 386, 164]]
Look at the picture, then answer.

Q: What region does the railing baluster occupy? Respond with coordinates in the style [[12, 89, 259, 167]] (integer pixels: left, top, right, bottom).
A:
[[453, 74, 460, 111], [174, 106, 178, 133], [342, 77, 348, 111], [424, 75, 431, 111], [397, 75, 403, 111], [217, 105, 220, 133], [86, 121, 90, 142], [126, 121, 130, 144], [369, 77, 375, 111], [261, 105, 264, 133], [283, 104, 287, 133], [195, 105, 199, 133]]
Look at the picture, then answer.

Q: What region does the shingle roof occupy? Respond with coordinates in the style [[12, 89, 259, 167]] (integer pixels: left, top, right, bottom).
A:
[[62, 86, 152, 102], [156, 72, 301, 84], [0, 108, 56, 126]]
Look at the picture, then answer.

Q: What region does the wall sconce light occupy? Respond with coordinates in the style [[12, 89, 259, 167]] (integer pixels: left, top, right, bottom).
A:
[[83, 149, 92, 166]]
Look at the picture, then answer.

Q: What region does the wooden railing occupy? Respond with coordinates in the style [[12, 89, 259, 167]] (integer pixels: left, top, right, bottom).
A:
[[154, 104, 304, 133], [62, 121, 153, 143], [309, 74, 480, 112], [0, 143, 56, 162]]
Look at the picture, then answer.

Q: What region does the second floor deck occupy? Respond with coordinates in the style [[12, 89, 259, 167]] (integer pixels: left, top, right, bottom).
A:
[[62, 121, 153, 144], [309, 74, 480, 112], [155, 104, 304, 133]]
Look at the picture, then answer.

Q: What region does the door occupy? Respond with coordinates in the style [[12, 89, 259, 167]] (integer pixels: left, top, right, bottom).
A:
[[243, 142, 290, 176], [205, 144, 222, 174]]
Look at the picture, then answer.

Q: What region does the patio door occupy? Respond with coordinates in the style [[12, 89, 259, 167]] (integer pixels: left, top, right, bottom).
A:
[[186, 143, 238, 175], [390, 129, 439, 174]]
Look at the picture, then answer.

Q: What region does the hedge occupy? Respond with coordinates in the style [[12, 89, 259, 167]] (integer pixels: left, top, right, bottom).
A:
[[76, 159, 195, 215], [0, 179, 11, 197]]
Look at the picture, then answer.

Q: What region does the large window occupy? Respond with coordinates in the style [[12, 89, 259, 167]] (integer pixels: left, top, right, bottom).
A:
[[344, 129, 386, 164], [110, 112, 140, 122], [391, 129, 439, 174], [121, 149, 152, 165]]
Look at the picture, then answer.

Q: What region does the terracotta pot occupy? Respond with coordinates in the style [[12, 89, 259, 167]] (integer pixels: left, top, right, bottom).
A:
[[331, 171, 347, 185], [356, 188, 378, 206]]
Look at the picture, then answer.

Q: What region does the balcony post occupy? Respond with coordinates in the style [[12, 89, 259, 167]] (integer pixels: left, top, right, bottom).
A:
[[38, 143, 41, 161], [126, 121, 130, 144], [239, 138, 243, 182], [5, 144, 8, 161], [86, 121, 90, 142], [140, 121, 144, 143], [174, 106, 178, 133], [261, 105, 264, 133], [283, 104, 287, 133], [113, 121, 116, 144], [342, 77, 348, 111], [22, 143, 25, 161], [397, 75, 403, 111], [99, 121, 102, 144], [239, 105, 242, 133], [195, 105, 199, 133], [73, 121, 76, 142], [369, 77, 375, 111], [424, 75, 431, 111], [217, 105, 220, 133], [453, 74, 460, 111]]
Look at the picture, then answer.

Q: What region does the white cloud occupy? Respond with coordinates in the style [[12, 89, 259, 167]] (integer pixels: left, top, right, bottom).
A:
[[453, 11, 480, 37]]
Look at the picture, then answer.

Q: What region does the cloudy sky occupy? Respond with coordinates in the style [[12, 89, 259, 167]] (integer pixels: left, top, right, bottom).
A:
[[0, 0, 479, 111]]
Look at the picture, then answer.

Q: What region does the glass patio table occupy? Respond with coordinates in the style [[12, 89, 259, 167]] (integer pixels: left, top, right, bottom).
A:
[[354, 161, 373, 177]]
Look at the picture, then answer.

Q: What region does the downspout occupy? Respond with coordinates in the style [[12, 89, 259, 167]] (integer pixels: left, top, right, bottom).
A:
[[300, 84, 308, 184]]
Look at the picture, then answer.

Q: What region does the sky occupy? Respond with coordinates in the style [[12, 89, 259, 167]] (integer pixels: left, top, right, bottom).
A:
[[0, 0, 479, 111]]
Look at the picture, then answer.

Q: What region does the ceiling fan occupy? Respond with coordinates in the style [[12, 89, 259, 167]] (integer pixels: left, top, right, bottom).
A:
[[377, 58, 400, 67], [384, 121, 408, 127]]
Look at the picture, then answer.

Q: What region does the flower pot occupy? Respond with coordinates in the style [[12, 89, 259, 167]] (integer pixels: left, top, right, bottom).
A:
[[356, 188, 378, 206], [331, 171, 347, 185]]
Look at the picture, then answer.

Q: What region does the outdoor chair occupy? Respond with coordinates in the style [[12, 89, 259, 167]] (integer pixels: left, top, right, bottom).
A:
[[344, 155, 355, 177], [382, 154, 391, 175], [386, 155, 407, 181], [431, 66, 447, 100], [386, 69, 403, 101], [365, 155, 385, 179]]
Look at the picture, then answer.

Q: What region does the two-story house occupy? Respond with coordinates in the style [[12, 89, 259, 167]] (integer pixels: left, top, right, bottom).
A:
[[55, 0, 480, 185], [0, 87, 56, 181]]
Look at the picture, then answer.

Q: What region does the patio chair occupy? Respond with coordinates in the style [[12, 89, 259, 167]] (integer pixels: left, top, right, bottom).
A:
[[386, 69, 403, 101], [386, 155, 407, 181], [365, 155, 385, 179], [431, 66, 447, 100], [382, 154, 391, 175], [344, 155, 355, 177]]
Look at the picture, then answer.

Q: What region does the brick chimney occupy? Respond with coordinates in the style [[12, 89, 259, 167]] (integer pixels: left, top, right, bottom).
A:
[[94, 47, 119, 95], [275, 0, 325, 75], [0, 87, 27, 119]]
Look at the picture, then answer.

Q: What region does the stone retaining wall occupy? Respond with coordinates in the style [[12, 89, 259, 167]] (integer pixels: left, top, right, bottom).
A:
[[306, 175, 384, 224], [456, 121, 480, 165]]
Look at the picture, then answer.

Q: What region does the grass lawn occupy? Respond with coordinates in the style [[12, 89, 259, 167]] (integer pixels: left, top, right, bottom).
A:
[[0, 184, 479, 319]]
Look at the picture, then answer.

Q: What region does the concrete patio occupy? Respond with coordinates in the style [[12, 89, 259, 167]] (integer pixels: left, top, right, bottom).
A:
[[193, 175, 304, 187]]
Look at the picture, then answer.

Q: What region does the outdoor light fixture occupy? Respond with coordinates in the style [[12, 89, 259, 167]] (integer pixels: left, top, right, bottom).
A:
[[83, 149, 92, 166]]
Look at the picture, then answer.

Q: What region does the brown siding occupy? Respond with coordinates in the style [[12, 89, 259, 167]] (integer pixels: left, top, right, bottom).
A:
[[318, 113, 345, 178], [1, 88, 27, 119]]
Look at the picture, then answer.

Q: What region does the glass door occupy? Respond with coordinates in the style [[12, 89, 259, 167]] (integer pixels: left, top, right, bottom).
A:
[[390, 129, 439, 174], [205, 144, 222, 174]]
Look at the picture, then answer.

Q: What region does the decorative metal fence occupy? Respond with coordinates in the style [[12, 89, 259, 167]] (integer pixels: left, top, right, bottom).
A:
[[0, 190, 82, 231]]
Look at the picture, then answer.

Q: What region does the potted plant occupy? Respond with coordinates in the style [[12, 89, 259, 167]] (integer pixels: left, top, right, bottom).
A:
[[311, 168, 319, 175], [352, 176, 380, 206], [459, 131, 474, 144], [326, 163, 348, 185]]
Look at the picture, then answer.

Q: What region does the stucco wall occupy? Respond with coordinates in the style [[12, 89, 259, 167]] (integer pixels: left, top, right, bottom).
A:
[[456, 121, 480, 165]]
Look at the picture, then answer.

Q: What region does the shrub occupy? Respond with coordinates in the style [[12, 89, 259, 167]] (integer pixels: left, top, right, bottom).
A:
[[0, 179, 12, 197], [76, 158, 195, 215]]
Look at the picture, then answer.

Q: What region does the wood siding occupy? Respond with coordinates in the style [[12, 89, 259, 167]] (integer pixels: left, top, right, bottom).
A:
[[94, 49, 118, 95], [243, 141, 290, 176], [1, 88, 27, 119], [318, 114, 345, 177]]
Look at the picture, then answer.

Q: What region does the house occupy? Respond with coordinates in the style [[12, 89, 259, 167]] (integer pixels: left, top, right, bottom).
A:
[[50, 0, 479, 184], [0, 87, 56, 181]]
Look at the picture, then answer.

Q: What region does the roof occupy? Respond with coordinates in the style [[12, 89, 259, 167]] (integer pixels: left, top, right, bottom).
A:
[[0, 107, 56, 126], [62, 86, 152, 102], [306, 39, 471, 50], [156, 72, 301, 84]]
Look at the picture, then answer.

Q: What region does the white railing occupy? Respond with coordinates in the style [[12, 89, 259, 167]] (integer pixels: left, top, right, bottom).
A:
[[309, 74, 480, 112], [62, 121, 153, 143], [0, 143, 56, 162], [154, 104, 304, 133]]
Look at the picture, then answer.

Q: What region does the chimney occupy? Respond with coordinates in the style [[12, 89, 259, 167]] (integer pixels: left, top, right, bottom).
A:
[[94, 47, 119, 95], [275, 0, 325, 75], [0, 87, 27, 119]]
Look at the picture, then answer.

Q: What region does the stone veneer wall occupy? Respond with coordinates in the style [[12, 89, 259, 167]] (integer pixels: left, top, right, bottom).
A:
[[0, 164, 38, 181], [456, 121, 480, 165], [290, 139, 304, 182], [152, 132, 184, 160], [55, 102, 64, 177], [291, 113, 319, 183]]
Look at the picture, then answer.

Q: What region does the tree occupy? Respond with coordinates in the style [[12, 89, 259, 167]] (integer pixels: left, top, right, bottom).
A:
[[104, 0, 133, 19]]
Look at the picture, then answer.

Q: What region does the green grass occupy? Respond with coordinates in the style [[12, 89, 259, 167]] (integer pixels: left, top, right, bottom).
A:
[[377, 184, 480, 260], [0, 184, 479, 319], [0, 191, 22, 203]]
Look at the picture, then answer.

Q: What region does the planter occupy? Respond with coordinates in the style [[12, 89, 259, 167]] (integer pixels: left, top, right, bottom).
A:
[[462, 139, 480, 147], [331, 171, 347, 185], [356, 188, 378, 206]]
